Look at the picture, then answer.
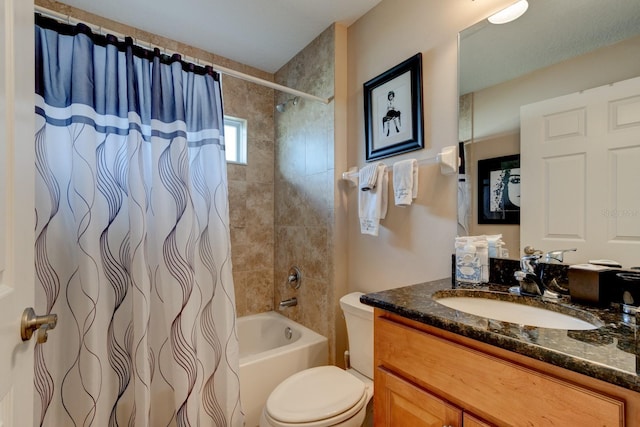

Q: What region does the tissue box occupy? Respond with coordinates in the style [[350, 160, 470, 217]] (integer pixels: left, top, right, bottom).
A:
[[568, 264, 614, 306]]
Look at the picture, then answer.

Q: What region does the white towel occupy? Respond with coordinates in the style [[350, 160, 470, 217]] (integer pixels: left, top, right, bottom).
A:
[[359, 163, 388, 236], [393, 159, 418, 206], [359, 162, 380, 191]]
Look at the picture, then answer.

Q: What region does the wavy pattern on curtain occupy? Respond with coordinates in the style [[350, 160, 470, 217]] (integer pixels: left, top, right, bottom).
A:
[[34, 15, 243, 426]]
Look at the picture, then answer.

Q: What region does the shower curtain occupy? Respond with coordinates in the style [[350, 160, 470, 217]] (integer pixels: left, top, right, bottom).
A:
[[34, 15, 243, 426]]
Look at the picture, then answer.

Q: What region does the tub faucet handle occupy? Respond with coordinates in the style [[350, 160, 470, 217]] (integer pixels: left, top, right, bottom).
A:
[[287, 266, 301, 289]]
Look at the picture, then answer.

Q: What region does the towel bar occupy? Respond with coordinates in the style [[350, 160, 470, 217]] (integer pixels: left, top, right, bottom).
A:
[[341, 145, 459, 186]]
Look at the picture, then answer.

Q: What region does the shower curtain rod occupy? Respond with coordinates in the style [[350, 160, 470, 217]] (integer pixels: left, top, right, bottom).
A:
[[34, 5, 333, 105]]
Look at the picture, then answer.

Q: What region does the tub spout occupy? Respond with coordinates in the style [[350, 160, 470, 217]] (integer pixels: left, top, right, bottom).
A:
[[279, 297, 297, 309]]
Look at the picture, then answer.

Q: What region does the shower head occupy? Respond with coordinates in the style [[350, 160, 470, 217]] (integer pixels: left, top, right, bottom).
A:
[[276, 96, 299, 113]]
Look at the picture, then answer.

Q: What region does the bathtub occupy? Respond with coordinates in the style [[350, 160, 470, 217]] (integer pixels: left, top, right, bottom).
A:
[[238, 311, 328, 427]]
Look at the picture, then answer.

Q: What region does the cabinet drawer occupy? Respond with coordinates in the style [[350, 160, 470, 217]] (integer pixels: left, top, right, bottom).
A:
[[376, 367, 462, 427], [464, 413, 493, 427], [375, 316, 624, 426]]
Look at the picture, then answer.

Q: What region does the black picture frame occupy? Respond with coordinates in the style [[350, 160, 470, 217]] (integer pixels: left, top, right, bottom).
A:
[[477, 154, 520, 224], [363, 53, 424, 161]]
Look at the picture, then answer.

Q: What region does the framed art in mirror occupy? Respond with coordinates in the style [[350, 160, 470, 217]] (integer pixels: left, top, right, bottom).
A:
[[363, 53, 424, 161], [478, 154, 520, 224]]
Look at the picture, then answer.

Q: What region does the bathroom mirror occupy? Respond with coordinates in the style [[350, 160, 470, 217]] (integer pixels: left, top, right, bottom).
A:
[[458, 0, 640, 263]]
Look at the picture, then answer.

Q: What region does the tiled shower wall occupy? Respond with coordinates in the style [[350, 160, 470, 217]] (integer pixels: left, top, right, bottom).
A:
[[274, 26, 338, 363], [36, 0, 277, 318], [226, 86, 276, 316]]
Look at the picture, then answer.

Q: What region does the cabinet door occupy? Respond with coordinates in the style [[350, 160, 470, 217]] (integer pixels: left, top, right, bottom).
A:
[[375, 367, 462, 427], [463, 413, 493, 427]]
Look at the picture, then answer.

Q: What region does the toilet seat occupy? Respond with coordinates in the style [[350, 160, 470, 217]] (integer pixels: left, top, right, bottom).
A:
[[264, 366, 367, 427]]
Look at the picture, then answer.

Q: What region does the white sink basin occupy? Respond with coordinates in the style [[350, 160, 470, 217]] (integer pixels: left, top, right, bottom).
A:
[[433, 292, 602, 330]]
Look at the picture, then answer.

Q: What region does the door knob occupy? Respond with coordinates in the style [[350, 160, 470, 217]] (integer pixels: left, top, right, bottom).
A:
[[20, 307, 58, 344]]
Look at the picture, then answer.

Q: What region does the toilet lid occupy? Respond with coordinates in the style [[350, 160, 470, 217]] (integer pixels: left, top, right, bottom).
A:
[[265, 366, 366, 424]]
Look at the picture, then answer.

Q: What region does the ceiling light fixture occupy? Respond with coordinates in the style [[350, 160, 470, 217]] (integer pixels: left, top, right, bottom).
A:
[[488, 0, 529, 24]]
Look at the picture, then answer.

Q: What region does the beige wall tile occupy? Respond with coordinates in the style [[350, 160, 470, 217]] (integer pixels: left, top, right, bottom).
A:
[[274, 25, 338, 363]]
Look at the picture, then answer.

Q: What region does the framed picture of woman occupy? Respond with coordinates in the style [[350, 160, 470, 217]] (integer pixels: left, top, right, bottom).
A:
[[477, 154, 520, 224], [363, 53, 424, 161]]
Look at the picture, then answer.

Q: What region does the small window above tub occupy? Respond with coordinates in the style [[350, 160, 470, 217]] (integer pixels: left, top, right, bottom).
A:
[[224, 116, 247, 165]]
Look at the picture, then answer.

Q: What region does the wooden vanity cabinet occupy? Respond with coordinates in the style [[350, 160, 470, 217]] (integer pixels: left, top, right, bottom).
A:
[[374, 309, 639, 427]]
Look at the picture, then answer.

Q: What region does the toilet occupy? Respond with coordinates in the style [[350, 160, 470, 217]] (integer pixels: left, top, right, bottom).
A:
[[259, 292, 374, 427]]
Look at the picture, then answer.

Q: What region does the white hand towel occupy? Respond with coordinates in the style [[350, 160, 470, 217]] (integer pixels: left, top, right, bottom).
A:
[[393, 159, 418, 206], [359, 162, 380, 191], [359, 163, 388, 236]]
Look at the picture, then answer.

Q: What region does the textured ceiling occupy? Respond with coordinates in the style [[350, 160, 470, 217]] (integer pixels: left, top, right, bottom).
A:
[[460, 0, 640, 95], [53, 0, 382, 73]]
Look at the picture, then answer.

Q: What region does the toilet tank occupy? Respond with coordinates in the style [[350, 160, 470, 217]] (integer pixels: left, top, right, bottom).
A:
[[339, 292, 374, 380]]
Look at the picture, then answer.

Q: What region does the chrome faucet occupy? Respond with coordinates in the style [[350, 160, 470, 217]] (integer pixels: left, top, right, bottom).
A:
[[514, 250, 573, 298], [514, 254, 547, 296], [544, 248, 577, 264], [279, 297, 298, 309]]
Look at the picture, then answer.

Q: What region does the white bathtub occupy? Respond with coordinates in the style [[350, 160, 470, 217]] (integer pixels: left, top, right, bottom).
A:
[[238, 311, 328, 427]]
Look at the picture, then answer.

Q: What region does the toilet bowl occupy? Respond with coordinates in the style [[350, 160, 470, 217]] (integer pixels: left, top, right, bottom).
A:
[[259, 292, 374, 427]]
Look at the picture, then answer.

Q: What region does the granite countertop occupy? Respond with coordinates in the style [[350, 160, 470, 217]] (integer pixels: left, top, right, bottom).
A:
[[361, 278, 640, 393]]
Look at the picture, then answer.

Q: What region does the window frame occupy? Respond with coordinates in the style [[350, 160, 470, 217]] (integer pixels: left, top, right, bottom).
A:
[[224, 115, 247, 165]]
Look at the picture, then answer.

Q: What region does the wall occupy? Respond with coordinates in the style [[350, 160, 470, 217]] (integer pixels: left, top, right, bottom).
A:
[[472, 35, 640, 141], [226, 85, 276, 316], [346, 0, 514, 294], [35, 0, 277, 318], [273, 25, 348, 364]]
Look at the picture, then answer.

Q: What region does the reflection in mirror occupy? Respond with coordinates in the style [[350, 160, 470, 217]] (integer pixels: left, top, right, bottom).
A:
[[458, 0, 640, 266]]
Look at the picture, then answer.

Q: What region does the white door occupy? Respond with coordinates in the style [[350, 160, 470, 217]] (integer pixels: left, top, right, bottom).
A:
[[521, 76, 640, 267], [0, 0, 36, 425]]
